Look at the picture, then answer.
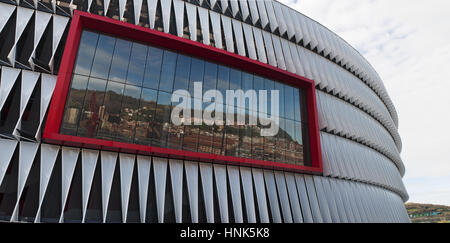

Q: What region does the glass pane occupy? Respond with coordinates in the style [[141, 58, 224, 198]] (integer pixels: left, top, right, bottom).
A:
[[108, 39, 132, 83], [224, 105, 239, 157], [90, 34, 115, 80], [168, 94, 188, 150], [73, 31, 99, 76], [61, 75, 89, 135], [188, 58, 205, 96], [96, 81, 125, 140], [126, 43, 148, 86], [274, 82, 285, 119], [152, 91, 172, 147], [77, 78, 107, 138], [274, 118, 286, 162], [294, 121, 304, 165], [239, 109, 252, 159], [197, 101, 213, 154], [173, 54, 192, 91], [117, 85, 141, 142], [229, 69, 242, 91], [299, 89, 308, 123], [135, 88, 158, 145], [293, 88, 301, 122], [203, 62, 218, 91], [302, 122, 311, 166], [285, 119, 296, 164], [216, 66, 230, 95], [264, 79, 274, 116], [158, 51, 178, 92], [212, 103, 226, 155], [251, 123, 263, 161], [284, 85, 295, 121], [143, 47, 164, 89]]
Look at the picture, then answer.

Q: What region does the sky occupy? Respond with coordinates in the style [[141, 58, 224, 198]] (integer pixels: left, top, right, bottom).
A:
[[278, 0, 450, 205]]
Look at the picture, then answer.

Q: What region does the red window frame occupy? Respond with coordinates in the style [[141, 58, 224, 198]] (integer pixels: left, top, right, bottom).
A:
[[43, 10, 323, 174]]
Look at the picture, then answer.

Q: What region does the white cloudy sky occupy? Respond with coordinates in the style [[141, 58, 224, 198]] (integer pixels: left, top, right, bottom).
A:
[[278, 0, 450, 205]]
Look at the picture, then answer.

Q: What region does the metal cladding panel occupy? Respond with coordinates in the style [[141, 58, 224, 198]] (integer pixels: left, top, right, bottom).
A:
[[247, 0, 260, 26], [252, 168, 270, 223], [120, 153, 135, 222], [185, 161, 199, 223], [100, 151, 118, 223], [213, 164, 229, 223], [13, 71, 39, 137], [221, 16, 234, 53], [238, 0, 250, 22], [262, 30, 277, 67], [0, 2, 15, 33], [227, 166, 243, 223], [303, 175, 323, 223], [280, 38, 296, 74], [232, 19, 247, 57], [253, 27, 268, 64], [210, 11, 223, 49], [312, 176, 332, 223], [240, 167, 256, 223], [173, 0, 185, 37], [319, 176, 340, 223], [242, 23, 257, 60], [137, 155, 151, 223], [81, 149, 99, 223], [169, 159, 184, 223], [271, 1, 287, 36], [255, 0, 269, 28], [263, 170, 282, 223], [153, 157, 168, 223], [294, 174, 314, 223], [0, 139, 18, 186], [263, 0, 278, 33], [200, 162, 214, 223], [274, 171, 293, 223], [285, 172, 303, 223], [271, 35, 286, 70], [198, 7, 210, 45], [185, 2, 197, 41]]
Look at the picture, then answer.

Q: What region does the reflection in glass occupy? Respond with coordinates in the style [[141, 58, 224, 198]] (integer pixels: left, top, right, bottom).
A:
[[143, 47, 164, 89], [135, 88, 158, 145], [61, 75, 89, 135], [153, 91, 172, 147], [173, 55, 192, 91], [126, 43, 148, 86], [90, 34, 115, 80], [77, 78, 107, 138], [96, 81, 124, 140], [158, 51, 178, 93], [109, 39, 132, 83], [73, 31, 99, 76], [117, 85, 141, 142]]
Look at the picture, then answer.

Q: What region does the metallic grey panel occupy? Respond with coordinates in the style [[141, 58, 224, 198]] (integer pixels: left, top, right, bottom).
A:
[[35, 144, 59, 223], [252, 27, 267, 64], [133, 0, 143, 25], [213, 164, 229, 223], [242, 23, 257, 60], [119, 0, 126, 20], [119, 153, 135, 222], [281, 4, 295, 40], [49, 15, 69, 72], [232, 19, 246, 56], [263, 0, 278, 32], [185, 161, 199, 223], [271, 1, 287, 36], [263, 170, 282, 223], [312, 176, 332, 223], [0, 3, 15, 33], [252, 168, 269, 223], [247, 0, 260, 25], [36, 74, 57, 140], [81, 149, 99, 223], [343, 181, 362, 223], [0, 139, 18, 186], [292, 11, 304, 44], [227, 166, 243, 223], [274, 171, 293, 223], [294, 174, 314, 223], [220, 0, 229, 14], [271, 35, 286, 70], [160, 0, 172, 33], [185, 2, 197, 41], [169, 159, 184, 223], [100, 151, 118, 223], [200, 163, 214, 223], [13, 71, 38, 138], [333, 179, 355, 222], [198, 7, 210, 45], [328, 178, 348, 223], [60, 147, 80, 223], [262, 31, 277, 67], [137, 155, 151, 223], [173, 0, 185, 37], [8, 7, 33, 66], [30, 11, 52, 68], [280, 38, 296, 74], [210, 11, 223, 49], [284, 172, 303, 223], [303, 175, 323, 223], [0, 67, 20, 110], [238, 0, 250, 21], [255, 0, 269, 28], [230, 0, 240, 17], [240, 167, 256, 223], [153, 157, 168, 223], [289, 41, 305, 77], [318, 177, 340, 223], [221, 16, 234, 53]]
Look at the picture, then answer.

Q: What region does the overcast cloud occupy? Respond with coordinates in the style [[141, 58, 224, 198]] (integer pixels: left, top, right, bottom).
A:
[[278, 0, 450, 205]]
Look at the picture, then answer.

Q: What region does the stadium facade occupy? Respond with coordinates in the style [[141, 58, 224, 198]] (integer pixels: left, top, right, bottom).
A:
[[0, 0, 409, 223]]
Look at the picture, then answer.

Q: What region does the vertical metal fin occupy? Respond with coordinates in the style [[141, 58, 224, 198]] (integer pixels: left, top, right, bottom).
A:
[[100, 151, 118, 223]]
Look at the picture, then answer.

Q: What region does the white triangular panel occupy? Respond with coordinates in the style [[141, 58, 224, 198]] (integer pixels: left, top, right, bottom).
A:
[[7, 7, 34, 66], [0, 139, 18, 187], [100, 151, 118, 222], [173, 0, 184, 37], [35, 74, 57, 140], [200, 162, 214, 223], [13, 70, 39, 137], [0, 66, 20, 111], [10, 141, 39, 222], [227, 165, 243, 223], [213, 164, 228, 223], [0, 3, 16, 33], [219, 0, 228, 14], [133, 0, 143, 25], [30, 11, 52, 68], [119, 153, 135, 222], [185, 2, 197, 41], [59, 146, 80, 223], [198, 7, 210, 45], [252, 168, 269, 223], [104, 0, 111, 16], [147, 0, 158, 29], [160, 0, 172, 33], [184, 161, 198, 223], [81, 149, 99, 223], [49, 15, 69, 72], [35, 143, 59, 223], [153, 157, 167, 223], [88, 0, 93, 12], [137, 155, 151, 222], [169, 159, 183, 223], [119, 0, 126, 20], [240, 167, 256, 223]]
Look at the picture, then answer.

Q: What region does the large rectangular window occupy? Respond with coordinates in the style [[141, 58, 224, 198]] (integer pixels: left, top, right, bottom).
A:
[[59, 30, 311, 166]]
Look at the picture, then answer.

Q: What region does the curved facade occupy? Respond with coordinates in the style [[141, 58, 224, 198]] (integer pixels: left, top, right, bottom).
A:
[[0, 0, 408, 223]]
